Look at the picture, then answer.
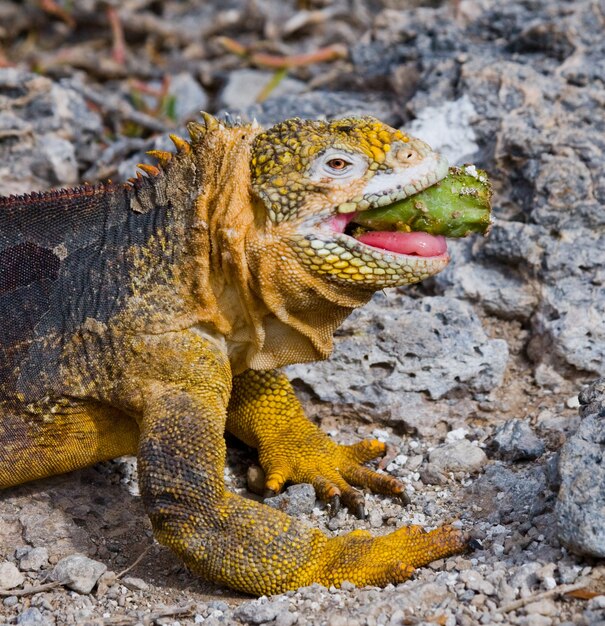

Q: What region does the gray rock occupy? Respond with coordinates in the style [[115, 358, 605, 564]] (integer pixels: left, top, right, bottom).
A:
[[16, 607, 47, 625], [556, 378, 605, 557], [167, 72, 208, 121], [265, 483, 316, 516], [436, 251, 539, 321], [51, 554, 107, 594], [219, 69, 305, 111], [419, 463, 448, 485], [0, 69, 103, 196], [287, 293, 508, 427], [530, 277, 605, 377], [490, 419, 545, 461], [428, 439, 488, 474], [241, 91, 399, 128], [3, 595, 18, 607], [0, 562, 24, 590], [534, 364, 567, 390], [470, 464, 549, 524], [17, 547, 49, 572], [234, 597, 289, 624], [19, 506, 89, 560], [32, 134, 78, 186]]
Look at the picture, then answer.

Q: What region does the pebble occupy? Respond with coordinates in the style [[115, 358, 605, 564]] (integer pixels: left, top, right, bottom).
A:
[[265, 483, 316, 516], [18, 547, 49, 572], [121, 576, 149, 592], [490, 419, 545, 461], [428, 439, 488, 474], [234, 598, 290, 624], [247, 464, 266, 495], [368, 509, 383, 528], [16, 607, 46, 625], [0, 562, 25, 590], [587, 595, 605, 610], [459, 569, 495, 595], [51, 554, 107, 594], [519, 616, 552, 626]]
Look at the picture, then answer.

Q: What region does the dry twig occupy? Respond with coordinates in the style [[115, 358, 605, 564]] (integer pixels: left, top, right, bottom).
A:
[[500, 582, 588, 613], [116, 545, 153, 580], [103, 603, 195, 626], [0, 580, 64, 597], [217, 37, 348, 69]]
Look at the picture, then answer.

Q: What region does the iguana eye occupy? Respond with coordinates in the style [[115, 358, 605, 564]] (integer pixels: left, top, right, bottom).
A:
[[326, 158, 350, 171], [309, 149, 367, 181]]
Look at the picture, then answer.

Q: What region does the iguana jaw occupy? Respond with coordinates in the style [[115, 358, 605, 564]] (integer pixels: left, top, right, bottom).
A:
[[290, 152, 450, 289]]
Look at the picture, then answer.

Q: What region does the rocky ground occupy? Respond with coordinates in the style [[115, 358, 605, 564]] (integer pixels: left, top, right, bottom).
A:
[[1, 0, 605, 624]]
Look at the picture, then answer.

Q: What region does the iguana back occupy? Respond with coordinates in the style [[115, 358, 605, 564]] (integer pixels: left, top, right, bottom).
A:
[[0, 183, 169, 404]]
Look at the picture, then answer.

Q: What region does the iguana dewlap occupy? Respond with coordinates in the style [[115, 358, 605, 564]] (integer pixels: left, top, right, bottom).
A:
[[0, 114, 468, 595]]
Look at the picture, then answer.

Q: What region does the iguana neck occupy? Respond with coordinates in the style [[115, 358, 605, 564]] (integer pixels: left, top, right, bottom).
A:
[[169, 128, 373, 374]]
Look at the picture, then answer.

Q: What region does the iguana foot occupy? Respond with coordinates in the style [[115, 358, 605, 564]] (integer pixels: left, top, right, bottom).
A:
[[318, 524, 468, 588], [262, 432, 406, 518], [228, 369, 408, 518]]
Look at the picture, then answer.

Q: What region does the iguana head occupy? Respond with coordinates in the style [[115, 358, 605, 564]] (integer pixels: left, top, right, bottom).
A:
[[146, 113, 452, 369], [250, 116, 450, 289]]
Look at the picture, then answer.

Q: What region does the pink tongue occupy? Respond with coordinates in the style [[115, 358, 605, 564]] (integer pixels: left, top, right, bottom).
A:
[[357, 231, 447, 257]]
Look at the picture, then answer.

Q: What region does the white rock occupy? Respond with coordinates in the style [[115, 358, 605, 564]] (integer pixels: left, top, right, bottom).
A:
[[51, 554, 107, 594], [428, 440, 488, 474], [407, 95, 479, 165], [219, 69, 305, 110], [0, 562, 24, 590]]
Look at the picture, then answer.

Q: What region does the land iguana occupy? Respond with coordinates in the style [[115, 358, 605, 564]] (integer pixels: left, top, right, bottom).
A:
[[0, 114, 472, 595]]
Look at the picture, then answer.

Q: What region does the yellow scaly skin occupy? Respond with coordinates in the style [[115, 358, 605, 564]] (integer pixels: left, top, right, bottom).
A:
[[0, 114, 468, 594]]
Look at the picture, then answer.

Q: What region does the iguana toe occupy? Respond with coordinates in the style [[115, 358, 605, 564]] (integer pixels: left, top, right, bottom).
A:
[[317, 523, 469, 588]]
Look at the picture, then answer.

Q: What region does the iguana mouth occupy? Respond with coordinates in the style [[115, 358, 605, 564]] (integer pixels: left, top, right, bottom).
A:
[[330, 208, 448, 258], [327, 151, 450, 258]]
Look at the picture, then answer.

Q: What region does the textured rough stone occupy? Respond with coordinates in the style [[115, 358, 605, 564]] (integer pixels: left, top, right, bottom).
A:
[[428, 440, 488, 474], [287, 293, 508, 427], [0, 69, 102, 196], [121, 576, 149, 592], [556, 379, 605, 557], [265, 483, 317, 516], [470, 464, 549, 523], [242, 91, 398, 128], [490, 419, 545, 461], [51, 554, 107, 594]]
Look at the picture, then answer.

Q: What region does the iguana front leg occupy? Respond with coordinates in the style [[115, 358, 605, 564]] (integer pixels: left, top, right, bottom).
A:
[[227, 369, 408, 516], [135, 333, 467, 594]]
